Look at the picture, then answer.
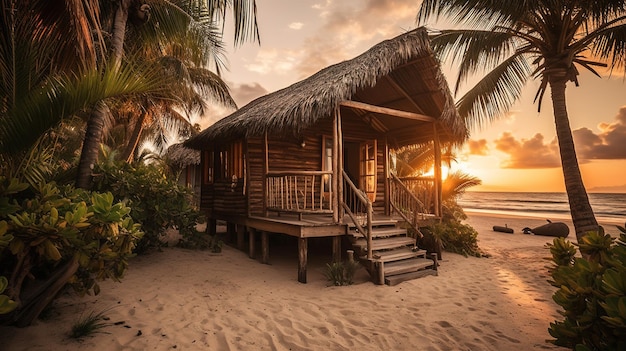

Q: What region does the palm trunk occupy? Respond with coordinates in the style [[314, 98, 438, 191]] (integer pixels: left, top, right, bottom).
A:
[[75, 0, 132, 188], [549, 74, 599, 243], [121, 109, 147, 162]]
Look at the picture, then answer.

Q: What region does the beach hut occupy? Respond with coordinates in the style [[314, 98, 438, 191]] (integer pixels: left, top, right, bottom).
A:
[[166, 143, 202, 206], [184, 27, 467, 285]]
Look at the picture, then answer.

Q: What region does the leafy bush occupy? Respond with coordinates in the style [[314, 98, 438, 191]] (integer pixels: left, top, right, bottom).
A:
[[547, 226, 626, 350], [91, 157, 206, 253], [323, 260, 360, 286], [424, 220, 484, 258], [0, 177, 142, 326]]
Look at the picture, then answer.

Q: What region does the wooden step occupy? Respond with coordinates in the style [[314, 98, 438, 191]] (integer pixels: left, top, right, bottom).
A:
[[367, 247, 426, 262], [349, 227, 407, 239], [353, 236, 415, 251], [346, 218, 398, 228], [385, 269, 438, 286], [384, 258, 434, 276]]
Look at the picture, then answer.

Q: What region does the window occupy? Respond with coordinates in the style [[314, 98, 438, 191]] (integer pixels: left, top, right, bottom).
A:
[[216, 141, 244, 180], [203, 150, 214, 184], [322, 136, 333, 192], [360, 140, 377, 202]]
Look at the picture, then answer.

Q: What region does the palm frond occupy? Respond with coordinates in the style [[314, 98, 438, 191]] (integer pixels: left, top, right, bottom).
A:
[[589, 22, 626, 73], [430, 29, 518, 95], [1, 62, 169, 154], [456, 53, 532, 130]]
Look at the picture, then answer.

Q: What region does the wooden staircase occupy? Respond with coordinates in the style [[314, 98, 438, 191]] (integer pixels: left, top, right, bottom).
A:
[[348, 218, 438, 285]]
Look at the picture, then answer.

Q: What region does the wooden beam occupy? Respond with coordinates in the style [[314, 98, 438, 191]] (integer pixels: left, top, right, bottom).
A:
[[433, 123, 442, 217], [248, 227, 256, 259], [332, 236, 341, 263], [237, 224, 245, 250], [332, 108, 339, 223], [384, 76, 426, 114], [298, 238, 308, 283], [340, 100, 435, 122], [263, 132, 268, 216], [261, 231, 269, 264]]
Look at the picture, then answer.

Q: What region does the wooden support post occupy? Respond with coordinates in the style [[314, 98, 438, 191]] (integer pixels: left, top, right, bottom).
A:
[[261, 231, 269, 264], [431, 253, 439, 276], [227, 222, 235, 242], [376, 261, 384, 285], [347, 250, 354, 263], [248, 228, 256, 259], [332, 236, 341, 262], [237, 225, 245, 250], [207, 218, 217, 235], [298, 238, 308, 283]]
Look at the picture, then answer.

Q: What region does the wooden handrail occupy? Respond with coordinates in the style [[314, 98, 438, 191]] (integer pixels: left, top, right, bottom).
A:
[[389, 173, 428, 237], [342, 171, 373, 260]]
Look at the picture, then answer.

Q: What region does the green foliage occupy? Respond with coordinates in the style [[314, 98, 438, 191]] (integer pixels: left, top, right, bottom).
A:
[[0, 177, 143, 325], [0, 276, 17, 314], [547, 226, 626, 350], [427, 220, 484, 258], [69, 308, 111, 339], [91, 156, 205, 253], [323, 260, 360, 286]]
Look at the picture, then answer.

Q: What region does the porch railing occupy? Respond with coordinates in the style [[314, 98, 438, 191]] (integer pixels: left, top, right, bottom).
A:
[[389, 173, 436, 236], [342, 170, 373, 260], [265, 171, 333, 218]]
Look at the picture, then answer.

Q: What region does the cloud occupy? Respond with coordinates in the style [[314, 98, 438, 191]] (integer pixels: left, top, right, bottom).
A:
[[494, 132, 562, 168], [467, 139, 489, 155], [289, 22, 304, 30], [229, 82, 269, 106], [244, 0, 419, 80], [197, 82, 269, 130], [573, 106, 626, 159], [295, 0, 419, 77], [244, 48, 299, 75]]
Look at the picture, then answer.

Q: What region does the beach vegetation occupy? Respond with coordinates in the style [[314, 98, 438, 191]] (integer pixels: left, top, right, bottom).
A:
[[91, 146, 206, 253], [0, 177, 142, 327], [323, 260, 360, 286], [416, 1, 626, 244], [69, 308, 111, 339], [547, 226, 626, 350], [425, 220, 484, 258]]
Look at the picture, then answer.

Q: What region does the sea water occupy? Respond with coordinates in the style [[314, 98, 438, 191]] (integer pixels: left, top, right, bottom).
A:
[[458, 192, 626, 225]]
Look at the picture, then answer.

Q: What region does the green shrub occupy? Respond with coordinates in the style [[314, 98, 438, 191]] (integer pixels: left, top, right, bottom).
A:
[[0, 276, 17, 314], [0, 177, 142, 326], [92, 158, 205, 252], [547, 226, 626, 350], [426, 220, 484, 258], [323, 260, 360, 286]]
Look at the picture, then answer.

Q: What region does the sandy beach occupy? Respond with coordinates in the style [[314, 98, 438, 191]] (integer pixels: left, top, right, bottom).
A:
[[2, 212, 621, 351]]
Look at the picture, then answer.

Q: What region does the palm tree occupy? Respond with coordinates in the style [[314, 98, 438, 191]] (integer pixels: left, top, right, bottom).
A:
[[75, 0, 259, 188], [417, 0, 626, 243], [0, 0, 164, 167]]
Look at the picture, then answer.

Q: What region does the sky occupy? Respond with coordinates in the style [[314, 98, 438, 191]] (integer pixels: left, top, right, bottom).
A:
[[205, 0, 626, 193]]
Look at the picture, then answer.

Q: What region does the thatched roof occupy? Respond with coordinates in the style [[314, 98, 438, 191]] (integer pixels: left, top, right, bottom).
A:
[[166, 143, 200, 166], [185, 27, 466, 149]]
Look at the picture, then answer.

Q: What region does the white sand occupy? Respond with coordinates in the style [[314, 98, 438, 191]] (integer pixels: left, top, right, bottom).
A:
[[3, 212, 617, 351]]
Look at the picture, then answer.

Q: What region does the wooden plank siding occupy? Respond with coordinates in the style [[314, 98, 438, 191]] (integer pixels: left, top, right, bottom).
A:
[[203, 113, 392, 221]]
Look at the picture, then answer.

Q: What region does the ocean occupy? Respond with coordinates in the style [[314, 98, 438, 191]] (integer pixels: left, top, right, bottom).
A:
[[458, 192, 626, 225]]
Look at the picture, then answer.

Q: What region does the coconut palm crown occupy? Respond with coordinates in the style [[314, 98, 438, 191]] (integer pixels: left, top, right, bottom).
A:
[[417, 0, 626, 243]]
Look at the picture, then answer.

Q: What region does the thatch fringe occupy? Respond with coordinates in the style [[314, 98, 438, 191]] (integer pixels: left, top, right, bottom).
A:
[[166, 143, 200, 166]]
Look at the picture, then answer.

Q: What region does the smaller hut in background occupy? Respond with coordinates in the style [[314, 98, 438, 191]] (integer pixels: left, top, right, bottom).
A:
[[166, 143, 201, 204]]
